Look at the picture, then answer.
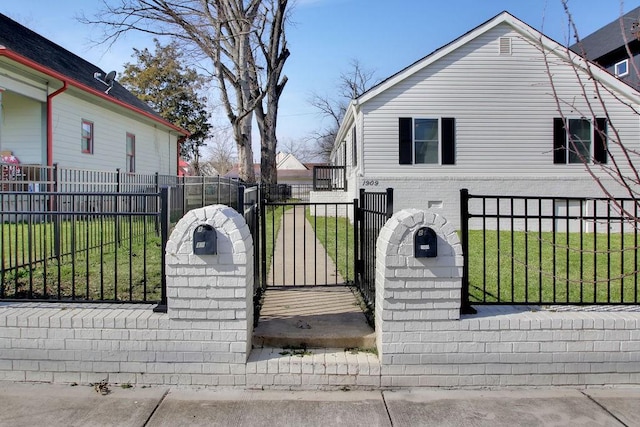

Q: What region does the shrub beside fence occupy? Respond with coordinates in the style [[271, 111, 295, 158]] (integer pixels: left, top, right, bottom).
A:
[[461, 189, 640, 309]]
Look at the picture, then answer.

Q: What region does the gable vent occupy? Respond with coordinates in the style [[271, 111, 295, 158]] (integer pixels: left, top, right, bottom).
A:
[[499, 37, 512, 55]]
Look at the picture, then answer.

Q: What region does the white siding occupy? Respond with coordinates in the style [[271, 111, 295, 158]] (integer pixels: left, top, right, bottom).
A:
[[51, 90, 178, 175], [360, 23, 640, 178], [1, 91, 44, 164]]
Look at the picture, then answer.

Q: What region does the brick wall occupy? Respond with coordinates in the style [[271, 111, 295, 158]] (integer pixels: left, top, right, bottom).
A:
[[1, 206, 639, 389], [375, 209, 640, 387]]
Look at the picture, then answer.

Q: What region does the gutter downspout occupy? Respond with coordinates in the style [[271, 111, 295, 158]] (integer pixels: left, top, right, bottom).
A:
[[46, 81, 67, 167]]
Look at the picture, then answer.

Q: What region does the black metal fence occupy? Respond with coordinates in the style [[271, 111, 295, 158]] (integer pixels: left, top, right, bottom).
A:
[[167, 175, 242, 222], [0, 163, 247, 306], [238, 185, 260, 296], [313, 166, 346, 191], [461, 188, 640, 310], [260, 199, 356, 288], [0, 189, 168, 304], [355, 188, 394, 309], [0, 163, 243, 223]]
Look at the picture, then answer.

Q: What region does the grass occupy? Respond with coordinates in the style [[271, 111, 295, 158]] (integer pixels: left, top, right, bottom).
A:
[[468, 229, 640, 304], [1, 217, 162, 301], [262, 204, 288, 278], [306, 209, 355, 283]]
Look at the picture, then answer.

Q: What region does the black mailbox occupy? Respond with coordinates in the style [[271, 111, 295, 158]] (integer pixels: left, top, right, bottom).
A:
[[414, 227, 437, 258], [193, 224, 217, 255]]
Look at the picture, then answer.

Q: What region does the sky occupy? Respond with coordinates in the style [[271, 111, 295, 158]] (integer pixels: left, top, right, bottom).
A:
[[3, 0, 640, 157]]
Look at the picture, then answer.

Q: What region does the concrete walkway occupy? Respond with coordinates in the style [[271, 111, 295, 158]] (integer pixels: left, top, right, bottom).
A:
[[267, 204, 344, 286], [1, 382, 639, 426], [256, 204, 373, 348]]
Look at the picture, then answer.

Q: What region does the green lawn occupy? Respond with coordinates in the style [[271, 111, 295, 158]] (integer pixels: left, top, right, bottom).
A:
[[262, 204, 287, 280], [1, 218, 162, 301], [306, 209, 355, 283], [467, 229, 639, 304]]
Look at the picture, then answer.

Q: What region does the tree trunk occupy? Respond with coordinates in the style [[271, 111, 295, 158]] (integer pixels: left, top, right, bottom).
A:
[[256, 104, 277, 187], [235, 112, 256, 183], [254, 0, 289, 187]]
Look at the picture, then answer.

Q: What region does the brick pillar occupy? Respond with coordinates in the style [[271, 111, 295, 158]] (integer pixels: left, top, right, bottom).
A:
[[165, 204, 254, 361], [375, 209, 463, 364]]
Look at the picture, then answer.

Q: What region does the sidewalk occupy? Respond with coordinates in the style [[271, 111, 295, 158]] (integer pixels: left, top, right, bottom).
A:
[[267, 204, 344, 286], [1, 382, 638, 426]]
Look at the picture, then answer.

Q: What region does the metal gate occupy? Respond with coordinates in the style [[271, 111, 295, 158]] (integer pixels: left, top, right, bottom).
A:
[[354, 188, 393, 308], [260, 200, 356, 288]]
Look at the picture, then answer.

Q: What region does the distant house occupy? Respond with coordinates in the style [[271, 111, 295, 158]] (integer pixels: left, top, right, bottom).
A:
[[0, 13, 187, 176], [225, 152, 323, 187], [572, 6, 640, 89], [327, 11, 640, 228]]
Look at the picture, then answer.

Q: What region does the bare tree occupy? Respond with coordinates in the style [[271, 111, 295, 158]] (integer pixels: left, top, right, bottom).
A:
[[82, 0, 290, 184], [252, 0, 290, 186], [546, 1, 640, 219], [308, 59, 379, 160], [279, 137, 315, 162], [201, 131, 237, 176]]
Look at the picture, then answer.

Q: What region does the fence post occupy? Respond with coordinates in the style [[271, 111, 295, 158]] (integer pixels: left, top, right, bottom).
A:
[[154, 186, 169, 313], [201, 176, 206, 207], [385, 188, 394, 219], [153, 172, 161, 234], [115, 168, 122, 246], [353, 198, 360, 288], [358, 189, 366, 293], [182, 176, 187, 216], [217, 176, 221, 205], [460, 188, 476, 314], [260, 197, 267, 288], [238, 185, 245, 213]]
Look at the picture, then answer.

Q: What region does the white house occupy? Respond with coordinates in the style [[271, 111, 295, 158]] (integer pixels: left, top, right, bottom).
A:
[[328, 11, 640, 229], [0, 13, 187, 177]]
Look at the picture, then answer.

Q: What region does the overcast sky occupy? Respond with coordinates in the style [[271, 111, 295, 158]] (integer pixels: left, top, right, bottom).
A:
[[3, 0, 639, 157]]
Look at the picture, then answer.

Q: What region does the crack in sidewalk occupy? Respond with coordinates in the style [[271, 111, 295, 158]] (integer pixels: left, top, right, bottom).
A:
[[143, 388, 170, 426]]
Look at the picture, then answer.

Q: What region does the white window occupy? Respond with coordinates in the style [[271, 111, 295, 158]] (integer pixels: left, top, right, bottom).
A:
[[399, 117, 455, 165], [553, 117, 607, 165], [567, 119, 592, 164], [414, 118, 440, 164], [615, 59, 629, 77], [81, 120, 93, 154], [126, 133, 135, 173]]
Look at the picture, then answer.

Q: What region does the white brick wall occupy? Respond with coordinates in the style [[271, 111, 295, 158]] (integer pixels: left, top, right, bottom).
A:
[[308, 191, 352, 219], [1, 206, 639, 389], [165, 204, 254, 360], [376, 209, 640, 387]]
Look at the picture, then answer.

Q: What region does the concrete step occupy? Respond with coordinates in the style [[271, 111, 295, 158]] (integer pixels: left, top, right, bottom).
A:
[[253, 287, 375, 350]]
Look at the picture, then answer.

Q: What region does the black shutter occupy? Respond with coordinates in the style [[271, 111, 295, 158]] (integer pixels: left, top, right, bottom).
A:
[[593, 117, 607, 164], [399, 117, 413, 164], [553, 118, 567, 164], [441, 117, 455, 165]]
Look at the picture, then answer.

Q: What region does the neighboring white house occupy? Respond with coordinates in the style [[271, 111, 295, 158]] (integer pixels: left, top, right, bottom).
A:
[[328, 11, 640, 228], [0, 13, 187, 176]]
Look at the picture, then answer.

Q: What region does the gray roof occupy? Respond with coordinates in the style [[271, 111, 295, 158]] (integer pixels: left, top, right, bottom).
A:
[[0, 13, 172, 126], [571, 6, 640, 61]]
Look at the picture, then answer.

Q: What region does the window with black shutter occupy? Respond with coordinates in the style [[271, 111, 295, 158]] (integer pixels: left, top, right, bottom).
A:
[[398, 117, 456, 165], [553, 117, 607, 164]]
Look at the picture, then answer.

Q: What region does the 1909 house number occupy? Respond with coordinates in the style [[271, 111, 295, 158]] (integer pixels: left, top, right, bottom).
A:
[[363, 180, 379, 186]]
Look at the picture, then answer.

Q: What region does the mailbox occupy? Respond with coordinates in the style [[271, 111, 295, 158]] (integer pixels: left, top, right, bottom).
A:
[[193, 224, 217, 255], [414, 227, 437, 258]]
